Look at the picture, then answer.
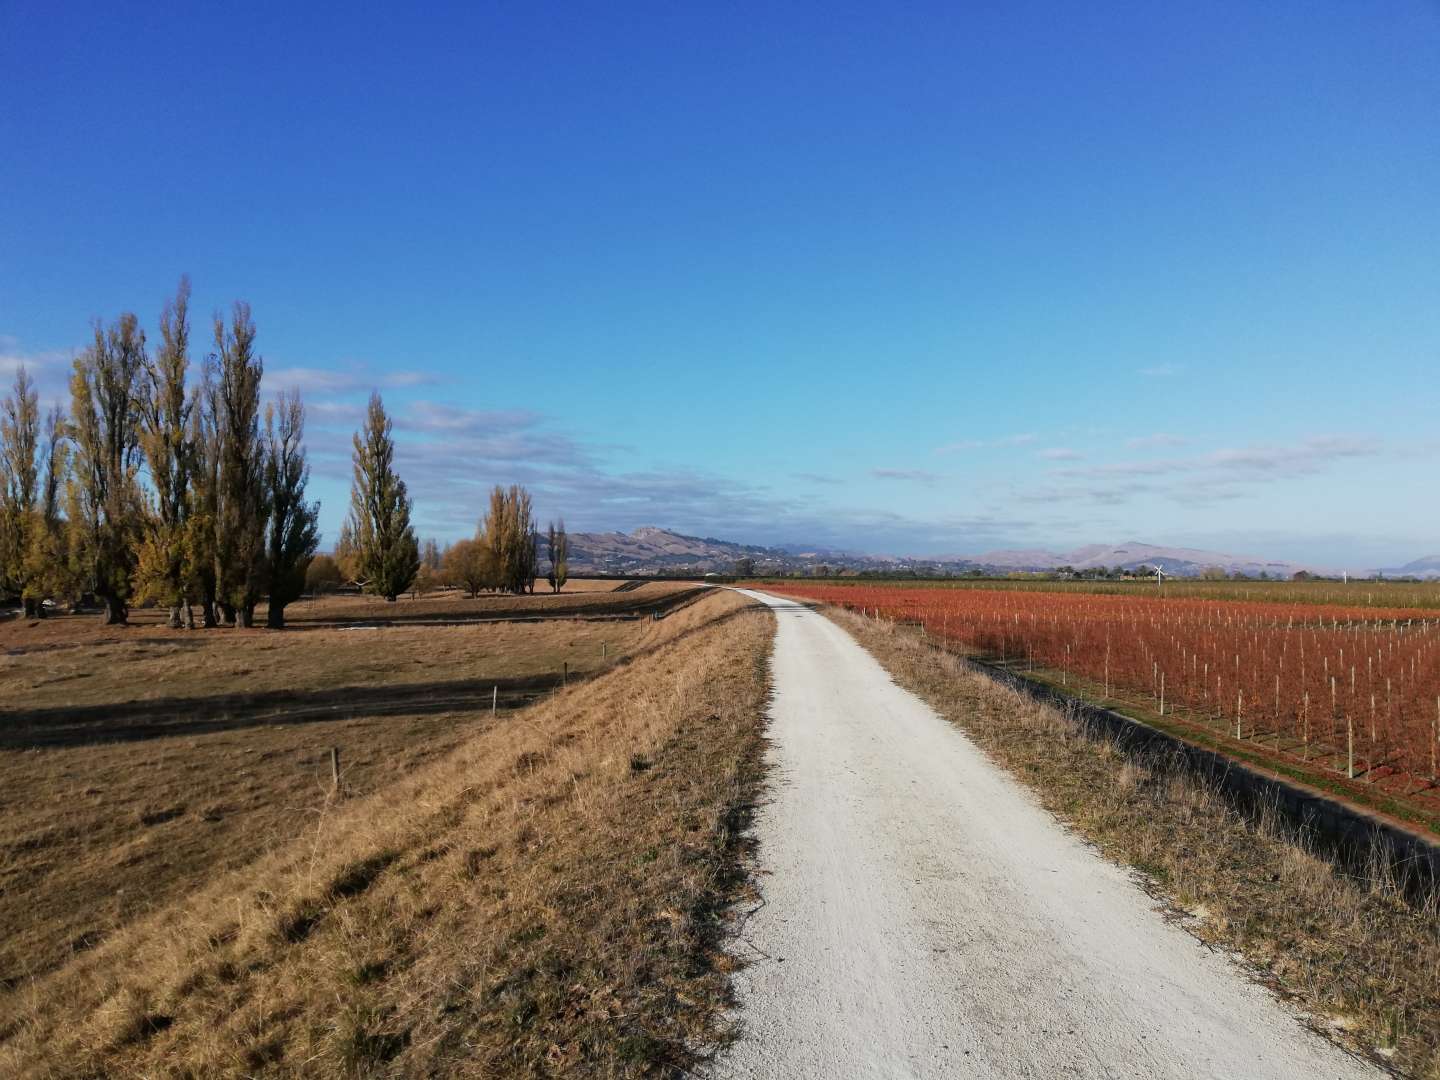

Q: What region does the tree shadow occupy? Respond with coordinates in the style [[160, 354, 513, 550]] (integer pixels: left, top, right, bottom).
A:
[[0, 674, 563, 750], [0, 587, 756, 752]]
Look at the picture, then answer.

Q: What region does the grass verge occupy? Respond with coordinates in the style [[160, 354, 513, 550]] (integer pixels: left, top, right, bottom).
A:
[[831, 606, 1440, 1079], [1, 590, 773, 1078]]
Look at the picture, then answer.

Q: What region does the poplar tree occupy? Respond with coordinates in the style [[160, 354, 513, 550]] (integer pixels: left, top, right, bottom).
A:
[[136, 278, 195, 627], [187, 364, 222, 626], [262, 389, 319, 628], [346, 392, 418, 601], [70, 314, 146, 624], [212, 303, 268, 626], [481, 484, 538, 595], [1, 367, 40, 613], [22, 404, 72, 613], [546, 519, 568, 593], [333, 518, 360, 582]]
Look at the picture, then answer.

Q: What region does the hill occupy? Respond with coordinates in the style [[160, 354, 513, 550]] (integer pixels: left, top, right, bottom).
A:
[[971, 540, 1318, 578], [564, 528, 1339, 578]]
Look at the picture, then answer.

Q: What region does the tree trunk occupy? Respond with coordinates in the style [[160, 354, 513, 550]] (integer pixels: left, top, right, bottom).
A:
[[184, 604, 196, 630], [237, 603, 255, 629], [167, 605, 183, 629], [220, 602, 236, 626], [101, 595, 128, 625], [266, 603, 285, 629], [22, 597, 38, 618]]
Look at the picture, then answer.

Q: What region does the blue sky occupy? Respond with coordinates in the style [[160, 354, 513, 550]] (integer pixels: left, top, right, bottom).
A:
[[2, 2, 1437, 569]]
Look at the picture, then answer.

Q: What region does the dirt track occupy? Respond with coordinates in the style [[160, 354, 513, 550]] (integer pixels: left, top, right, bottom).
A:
[[719, 590, 1376, 1079]]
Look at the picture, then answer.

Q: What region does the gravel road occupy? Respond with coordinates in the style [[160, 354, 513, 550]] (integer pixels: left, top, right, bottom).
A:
[[717, 590, 1377, 1080]]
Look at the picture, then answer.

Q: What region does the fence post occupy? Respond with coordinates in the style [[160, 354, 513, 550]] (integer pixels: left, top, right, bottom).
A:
[[330, 746, 341, 792], [492, 685, 498, 715]]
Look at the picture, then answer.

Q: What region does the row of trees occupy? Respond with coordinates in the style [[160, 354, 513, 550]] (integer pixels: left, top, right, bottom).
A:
[[432, 494, 568, 598], [0, 281, 322, 627], [305, 504, 568, 601], [0, 279, 577, 625], [0, 279, 431, 627]]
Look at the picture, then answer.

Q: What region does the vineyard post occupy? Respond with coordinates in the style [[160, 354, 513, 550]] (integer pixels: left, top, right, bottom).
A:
[[1236, 689, 1243, 740], [1159, 671, 1165, 716], [1347, 714, 1354, 780]]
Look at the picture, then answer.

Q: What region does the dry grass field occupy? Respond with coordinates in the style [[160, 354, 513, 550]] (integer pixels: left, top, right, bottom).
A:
[[2, 587, 777, 1077], [0, 581, 726, 1001], [1, 586, 772, 1077]]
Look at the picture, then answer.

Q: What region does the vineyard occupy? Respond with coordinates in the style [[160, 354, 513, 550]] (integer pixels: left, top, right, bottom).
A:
[[757, 581, 1440, 823], [765, 576, 1440, 609]]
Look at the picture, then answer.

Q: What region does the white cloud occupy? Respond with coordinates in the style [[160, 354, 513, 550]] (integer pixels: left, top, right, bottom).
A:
[[871, 468, 940, 484], [1038, 448, 1083, 461], [0, 335, 76, 404], [1125, 433, 1187, 450], [934, 432, 1036, 454], [1021, 435, 1387, 518], [265, 364, 438, 394]]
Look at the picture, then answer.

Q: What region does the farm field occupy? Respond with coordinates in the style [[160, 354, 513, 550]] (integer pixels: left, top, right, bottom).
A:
[[0, 582, 706, 991], [755, 580, 1440, 833], [760, 576, 1440, 610], [0, 585, 772, 1076]]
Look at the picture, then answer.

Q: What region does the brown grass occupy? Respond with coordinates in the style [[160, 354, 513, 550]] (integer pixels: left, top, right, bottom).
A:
[[832, 606, 1440, 1079], [0, 593, 726, 992], [0, 588, 772, 1077]]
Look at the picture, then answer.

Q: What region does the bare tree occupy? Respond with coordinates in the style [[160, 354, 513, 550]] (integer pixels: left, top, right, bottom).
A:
[[262, 389, 319, 628], [69, 315, 147, 623]]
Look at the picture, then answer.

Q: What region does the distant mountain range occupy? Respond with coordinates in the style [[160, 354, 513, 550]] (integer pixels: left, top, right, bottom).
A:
[[565, 528, 1432, 578], [960, 541, 1318, 579], [1394, 555, 1440, 578]]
